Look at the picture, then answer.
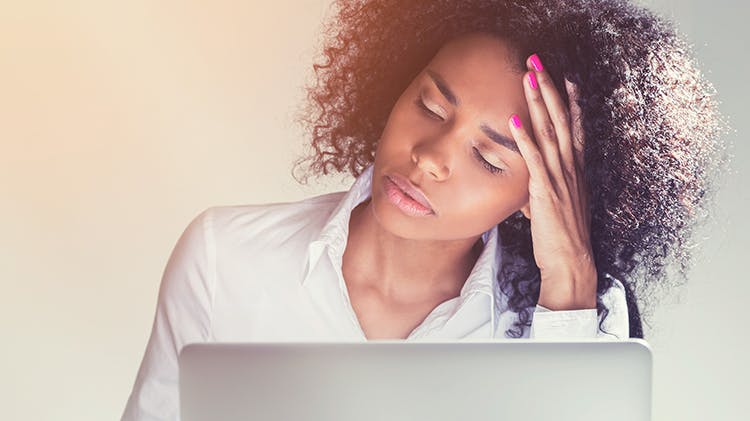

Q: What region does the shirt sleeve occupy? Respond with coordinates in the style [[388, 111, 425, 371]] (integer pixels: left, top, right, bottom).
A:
[[529, 274, 630, 339], [121, 208, 216, 421]]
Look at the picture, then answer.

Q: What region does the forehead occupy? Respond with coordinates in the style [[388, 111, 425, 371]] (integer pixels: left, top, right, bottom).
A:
[[429, 32, 522, 84], [436, 32, 520, 64], [424, 33, 527, 120]]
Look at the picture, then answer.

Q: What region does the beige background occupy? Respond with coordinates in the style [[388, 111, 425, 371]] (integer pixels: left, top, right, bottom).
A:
[[1, 1, 744, 420]]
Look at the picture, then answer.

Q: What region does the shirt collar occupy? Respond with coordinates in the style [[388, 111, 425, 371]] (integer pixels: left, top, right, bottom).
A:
[[302, 164, 504, 334]]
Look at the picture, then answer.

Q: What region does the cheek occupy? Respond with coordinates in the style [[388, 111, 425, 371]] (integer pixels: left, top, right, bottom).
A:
[[468, 175, 530, 217], [376, 112, 409, 154], [490, 158, 530, 204], [438, 180, 516, 230]]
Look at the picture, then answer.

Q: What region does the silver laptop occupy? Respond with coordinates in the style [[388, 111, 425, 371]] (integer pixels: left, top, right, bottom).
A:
[[179, 339, 652, 421]]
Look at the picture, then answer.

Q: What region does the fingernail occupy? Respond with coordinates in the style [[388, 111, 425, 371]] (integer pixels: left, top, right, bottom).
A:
[[511, 114, 522, 128], [529, 54, 544, 72], [527, 72, 538, 90]]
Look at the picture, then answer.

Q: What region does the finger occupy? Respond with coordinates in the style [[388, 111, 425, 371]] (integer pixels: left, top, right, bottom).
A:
[[523, 69, 565, 194], [527, 55, 574, 155], [525, 54, 575, 196], [508, 114, 554, 196], [565, 78, 590, 232], [565, 78, 585, 173]]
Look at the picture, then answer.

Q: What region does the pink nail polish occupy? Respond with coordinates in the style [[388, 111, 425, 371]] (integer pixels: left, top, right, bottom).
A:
[[511, 114, 522, 128], [527, 72, 538, 90], [530, 54, 544, 72]]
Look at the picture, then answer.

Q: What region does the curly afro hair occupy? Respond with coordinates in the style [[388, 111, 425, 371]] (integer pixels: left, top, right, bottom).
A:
[[293, 0, 730, 338]]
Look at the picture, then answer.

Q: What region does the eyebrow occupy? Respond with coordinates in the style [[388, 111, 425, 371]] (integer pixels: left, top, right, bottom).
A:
[[425, 69, 520, 155]]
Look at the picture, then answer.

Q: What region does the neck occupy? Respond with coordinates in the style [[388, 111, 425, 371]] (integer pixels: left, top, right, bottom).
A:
[[342, 199, 484, 304]]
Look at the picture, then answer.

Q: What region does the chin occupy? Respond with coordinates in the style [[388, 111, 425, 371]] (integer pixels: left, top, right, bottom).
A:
[[370, 190, 437, 240]]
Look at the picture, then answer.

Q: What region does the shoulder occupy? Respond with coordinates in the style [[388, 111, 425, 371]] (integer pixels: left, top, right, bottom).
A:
[[598, 272, 630, 338], [207, 191, 344, 235], [602, 273, 627, 303], [200, 191, 346, 256]]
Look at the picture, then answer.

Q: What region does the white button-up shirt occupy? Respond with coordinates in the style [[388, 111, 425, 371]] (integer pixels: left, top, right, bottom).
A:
[[121, 164, 629, 421]]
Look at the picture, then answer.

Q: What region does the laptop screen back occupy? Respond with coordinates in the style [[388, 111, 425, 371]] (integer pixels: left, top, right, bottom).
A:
[[179, 340, 652, 421]]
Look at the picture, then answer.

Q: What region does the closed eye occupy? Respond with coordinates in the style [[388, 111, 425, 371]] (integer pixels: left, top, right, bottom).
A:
[[473, 147, 504, 175], [414, 97, 444, 121]]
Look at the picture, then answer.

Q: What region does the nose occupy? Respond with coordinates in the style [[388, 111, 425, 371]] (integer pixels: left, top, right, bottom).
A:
[[411, 133, 453, 181]]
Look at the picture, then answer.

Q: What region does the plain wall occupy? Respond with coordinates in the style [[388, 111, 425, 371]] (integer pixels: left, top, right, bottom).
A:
[[1, 1, 745, 420]]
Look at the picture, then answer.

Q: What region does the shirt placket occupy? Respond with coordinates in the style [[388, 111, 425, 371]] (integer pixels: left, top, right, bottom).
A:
[[325, 247, 368, 340]]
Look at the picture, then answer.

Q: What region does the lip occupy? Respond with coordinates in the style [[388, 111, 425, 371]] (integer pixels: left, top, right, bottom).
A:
[[384, 173, 436, 216]]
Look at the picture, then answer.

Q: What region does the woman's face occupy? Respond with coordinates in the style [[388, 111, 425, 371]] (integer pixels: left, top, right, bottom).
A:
[[371, 32, 533, 241]]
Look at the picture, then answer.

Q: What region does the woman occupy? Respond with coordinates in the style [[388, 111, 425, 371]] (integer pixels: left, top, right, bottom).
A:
[[122, 0, 727, 419]]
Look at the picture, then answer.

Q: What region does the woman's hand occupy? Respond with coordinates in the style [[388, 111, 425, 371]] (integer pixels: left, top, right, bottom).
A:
[[507, 54, 597, 311]]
